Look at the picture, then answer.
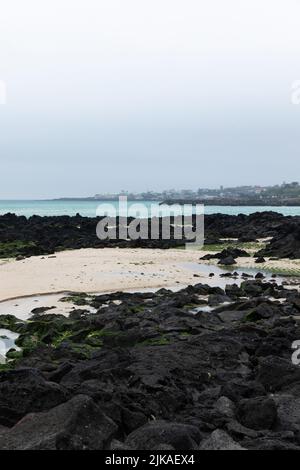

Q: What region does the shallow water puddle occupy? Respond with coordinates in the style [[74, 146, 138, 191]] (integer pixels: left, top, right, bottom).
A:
[[0, 287, 176, 321], [0, 293, 72, 320], [190, 301, 233, 314], [182, 262, 284, 288], [0, 292, 98, 321], [0, 329, 20, 363]]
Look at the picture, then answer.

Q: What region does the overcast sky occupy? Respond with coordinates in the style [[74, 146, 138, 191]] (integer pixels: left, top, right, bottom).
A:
[[0, 0, 300, 198]]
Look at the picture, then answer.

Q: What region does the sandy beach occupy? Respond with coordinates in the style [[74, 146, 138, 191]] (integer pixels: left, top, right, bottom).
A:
[[1, 246, 300, 303], [0, 248, 204, 302]]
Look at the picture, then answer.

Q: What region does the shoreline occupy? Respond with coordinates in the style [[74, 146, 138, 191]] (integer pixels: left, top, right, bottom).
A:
[[1, 246, 300, 303], [0, 248, 203, 302]]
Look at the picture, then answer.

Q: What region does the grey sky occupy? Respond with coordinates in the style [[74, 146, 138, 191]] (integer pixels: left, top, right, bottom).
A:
[[0, 0, 300, 198]]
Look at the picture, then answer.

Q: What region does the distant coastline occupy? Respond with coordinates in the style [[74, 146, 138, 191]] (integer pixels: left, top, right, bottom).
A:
[[52, 181, 300, 206], [160, 198, 300, 207], [52, 197, 300, 207]]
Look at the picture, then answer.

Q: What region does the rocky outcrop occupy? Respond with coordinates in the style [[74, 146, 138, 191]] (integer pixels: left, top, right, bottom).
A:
[[0, 211, 299, 258], [0, 395, 117, 450], [256, 222, 300, 259], [1, 278, 300, 449]]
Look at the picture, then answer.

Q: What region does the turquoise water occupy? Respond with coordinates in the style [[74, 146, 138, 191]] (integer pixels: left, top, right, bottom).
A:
[[0, 200, 300, 218]]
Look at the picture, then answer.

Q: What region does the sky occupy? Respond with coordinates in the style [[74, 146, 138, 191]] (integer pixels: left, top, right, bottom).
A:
[[0, 0, 300, 198]]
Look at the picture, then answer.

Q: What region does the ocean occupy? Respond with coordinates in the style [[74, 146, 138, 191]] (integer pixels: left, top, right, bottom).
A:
[[0, 200, 300, 218]]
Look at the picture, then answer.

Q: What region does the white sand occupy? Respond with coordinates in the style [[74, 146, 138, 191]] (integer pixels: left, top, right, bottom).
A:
[[1, 247, 299, 303], [0, 248, 203, 302]]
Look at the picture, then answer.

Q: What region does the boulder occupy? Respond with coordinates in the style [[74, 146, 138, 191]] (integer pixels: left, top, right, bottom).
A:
[[221, 379, 266, 402], [272, 394, 300, 432], [200, 429, 245, 450], [255, 272, 265, 279], [237, 397, 277, 430], [256, 356, 300, 392], [125, 421, 201, 450], [218, 256, 236, 266], [255, 257, 266, 264], [214, 396, 236, 419], [0, 368, 69, 426], [0, 395, 117, 450]]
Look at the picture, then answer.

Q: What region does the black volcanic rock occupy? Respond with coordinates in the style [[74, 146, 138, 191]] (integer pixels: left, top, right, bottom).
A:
[[256, 221, 300, 259], [0, 369, 69, 427], [237, 397, 277, 431], [0, 280, 300, 449], [218, 255, 236, 266], [1, 211, 300, 258], [0, 395, 117, 450], [125, 421, 201, 450], [201, 248, 250, 261]]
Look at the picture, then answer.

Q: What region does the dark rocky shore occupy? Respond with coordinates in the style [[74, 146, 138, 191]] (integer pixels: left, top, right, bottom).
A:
[[1, 277, 300, 450], [0, 211, 300, 259], [1, 211, 300, 450]]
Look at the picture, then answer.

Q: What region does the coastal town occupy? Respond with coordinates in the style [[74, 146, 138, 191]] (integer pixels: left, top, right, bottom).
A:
[[56, 182, 300, 206]]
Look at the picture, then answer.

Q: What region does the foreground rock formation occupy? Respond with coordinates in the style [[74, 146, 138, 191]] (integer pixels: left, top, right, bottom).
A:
[[1, 278, 300, 450]]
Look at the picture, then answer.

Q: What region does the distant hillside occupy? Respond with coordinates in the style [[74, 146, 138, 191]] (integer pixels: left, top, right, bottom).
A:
[[53, 182, 300, 205]]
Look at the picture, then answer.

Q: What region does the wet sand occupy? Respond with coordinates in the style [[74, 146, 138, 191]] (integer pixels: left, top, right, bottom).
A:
[[0, 248, 203, 302], [1, 247, 299, 303]]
